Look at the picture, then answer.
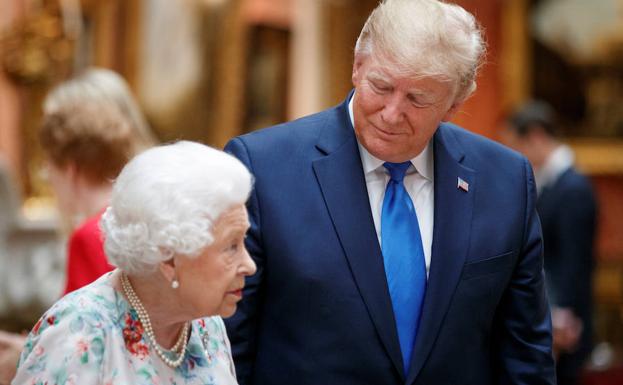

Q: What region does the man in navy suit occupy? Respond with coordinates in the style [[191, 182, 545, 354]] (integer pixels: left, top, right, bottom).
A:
[[224, 1, 555, 384], [505, 100, 597, 385]]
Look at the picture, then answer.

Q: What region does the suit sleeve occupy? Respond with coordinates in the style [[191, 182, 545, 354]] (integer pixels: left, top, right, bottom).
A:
[[551, 182, 596, 313], [223, 137, 266, 385], [493, 158, 556, 385]]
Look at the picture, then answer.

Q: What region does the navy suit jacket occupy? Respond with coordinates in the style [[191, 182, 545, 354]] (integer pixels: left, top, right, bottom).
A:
[[224, 94, 555, 385], [538, 168, 596, 378]]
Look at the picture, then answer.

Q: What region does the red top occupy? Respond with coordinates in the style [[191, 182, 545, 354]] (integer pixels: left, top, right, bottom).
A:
[[63, 211, 114, 295]]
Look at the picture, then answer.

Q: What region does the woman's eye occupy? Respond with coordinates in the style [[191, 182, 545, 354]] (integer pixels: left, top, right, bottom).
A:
[[226, 243, 238, 253]]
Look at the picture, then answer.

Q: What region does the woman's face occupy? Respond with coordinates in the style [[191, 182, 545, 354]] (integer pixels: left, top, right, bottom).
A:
[[44, 160, 78, 218], [174, 204, 256, 318]]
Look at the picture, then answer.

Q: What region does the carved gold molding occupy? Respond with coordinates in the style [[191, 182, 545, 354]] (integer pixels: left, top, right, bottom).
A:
[[569, 139, 623, 175], [0, 4, 73, 85]]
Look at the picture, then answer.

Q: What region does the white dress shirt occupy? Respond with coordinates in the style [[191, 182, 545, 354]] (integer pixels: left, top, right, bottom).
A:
[[535, 144, 574, 196], [348, 97, 434, 275]]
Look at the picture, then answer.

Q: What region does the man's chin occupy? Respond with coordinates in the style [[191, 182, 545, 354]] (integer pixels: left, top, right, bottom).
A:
[[364, 143, 409, 163]]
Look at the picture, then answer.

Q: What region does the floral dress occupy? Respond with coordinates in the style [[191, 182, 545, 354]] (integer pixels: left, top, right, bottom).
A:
[[12, 272, 238, 385]]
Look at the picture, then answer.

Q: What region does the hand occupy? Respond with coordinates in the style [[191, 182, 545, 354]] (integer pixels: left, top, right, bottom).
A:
[[551, 307, 582, 356], [0, 331, 26, 385]]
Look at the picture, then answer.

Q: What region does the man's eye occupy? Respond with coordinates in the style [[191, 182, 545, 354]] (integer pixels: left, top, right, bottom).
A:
[[408, 95, 431, 108], [411, 101, 428, 108], [370, 81, 390, 93]]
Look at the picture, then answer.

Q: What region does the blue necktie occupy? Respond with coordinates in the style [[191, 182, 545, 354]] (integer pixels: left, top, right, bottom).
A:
[[381, 161, 427, 374]]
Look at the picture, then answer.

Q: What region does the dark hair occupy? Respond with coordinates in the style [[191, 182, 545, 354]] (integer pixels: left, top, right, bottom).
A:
[[507, 100, 559, 137]]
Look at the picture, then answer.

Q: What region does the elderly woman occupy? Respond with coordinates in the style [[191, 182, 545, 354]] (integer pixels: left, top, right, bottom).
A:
[[12, 141, 256, 384]]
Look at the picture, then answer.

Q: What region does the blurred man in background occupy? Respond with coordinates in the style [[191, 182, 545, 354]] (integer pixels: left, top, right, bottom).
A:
[[505, 100, 597, 385]]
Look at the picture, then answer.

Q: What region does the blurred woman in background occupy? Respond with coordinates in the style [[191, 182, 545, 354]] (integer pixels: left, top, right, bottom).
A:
[[41, 69, 156, 292], [41, 101, 137, 292], [40, 67, 157, 293]]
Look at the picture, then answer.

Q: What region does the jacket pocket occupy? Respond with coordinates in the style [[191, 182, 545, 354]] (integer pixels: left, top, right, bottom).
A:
[[461, 251, 515, 280]]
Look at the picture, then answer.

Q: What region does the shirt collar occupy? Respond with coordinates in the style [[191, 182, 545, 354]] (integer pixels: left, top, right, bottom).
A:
[[535, 144, 574, 191], [348, 93, 434, 181]]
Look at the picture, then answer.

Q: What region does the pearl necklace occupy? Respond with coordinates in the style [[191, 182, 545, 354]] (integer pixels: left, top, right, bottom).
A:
[[120, 273, 190, 368]]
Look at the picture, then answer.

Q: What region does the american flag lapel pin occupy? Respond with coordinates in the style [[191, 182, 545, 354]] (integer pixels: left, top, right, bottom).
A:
[[457, 177, 469, 192]]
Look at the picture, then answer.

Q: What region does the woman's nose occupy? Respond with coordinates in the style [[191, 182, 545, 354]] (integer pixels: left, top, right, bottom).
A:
[[240, 247, 257, 276]]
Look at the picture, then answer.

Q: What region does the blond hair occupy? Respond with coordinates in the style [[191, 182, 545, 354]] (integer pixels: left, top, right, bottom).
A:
[[355, 0, 485, 102]]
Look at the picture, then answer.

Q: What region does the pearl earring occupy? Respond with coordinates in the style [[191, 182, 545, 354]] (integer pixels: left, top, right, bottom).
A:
[[171, 279, 180, 289]]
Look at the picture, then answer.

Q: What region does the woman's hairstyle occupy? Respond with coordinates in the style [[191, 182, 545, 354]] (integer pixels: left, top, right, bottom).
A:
[[101, 141, 253, 275], [354, 0, 486, 102], [39, 102, 134, 185], [43, 67, 156, 154]]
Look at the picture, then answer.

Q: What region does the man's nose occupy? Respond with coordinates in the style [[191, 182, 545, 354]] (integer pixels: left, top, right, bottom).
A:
[[380, 94, 406, 125]]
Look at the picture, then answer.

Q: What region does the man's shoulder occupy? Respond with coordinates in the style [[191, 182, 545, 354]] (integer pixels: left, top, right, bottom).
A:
[[233, 106, 341, 149], [558, 167, 592, 188], [554, 167, 595, 200], [438, 122, 526, 165]]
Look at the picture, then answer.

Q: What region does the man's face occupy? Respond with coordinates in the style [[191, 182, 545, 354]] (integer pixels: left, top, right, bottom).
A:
[[500, 125, 540, 168], [351, 54, 462, 163]]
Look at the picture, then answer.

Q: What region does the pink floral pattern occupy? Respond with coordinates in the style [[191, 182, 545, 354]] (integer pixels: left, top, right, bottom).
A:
[[13, 271, 238, 385], [122, 313, 149, 358]]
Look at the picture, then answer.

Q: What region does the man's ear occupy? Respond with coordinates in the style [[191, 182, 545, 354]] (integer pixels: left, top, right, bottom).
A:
[[352, 55, 365, 86], [442, 100, 465, 122]]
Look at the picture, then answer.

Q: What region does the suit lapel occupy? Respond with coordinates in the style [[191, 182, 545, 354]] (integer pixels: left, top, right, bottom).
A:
[[312, 96, 405, 378], [406, 124, 476, 384]]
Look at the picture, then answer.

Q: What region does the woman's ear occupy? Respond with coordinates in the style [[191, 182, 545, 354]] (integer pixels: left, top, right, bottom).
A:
[[158, 257, 176, 284], [65, 161, 78, 182]]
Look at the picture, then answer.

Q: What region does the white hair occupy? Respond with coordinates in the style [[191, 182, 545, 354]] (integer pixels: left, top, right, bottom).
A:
[[354, 0, 485, 102], [100, 141, 252, 275]]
